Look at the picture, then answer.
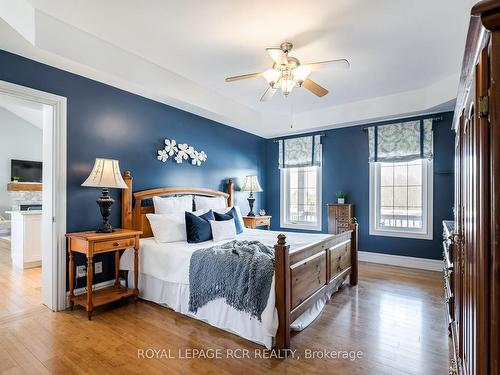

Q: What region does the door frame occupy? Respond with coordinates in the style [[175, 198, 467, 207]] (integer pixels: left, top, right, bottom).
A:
[[0, 79, 67, 311]]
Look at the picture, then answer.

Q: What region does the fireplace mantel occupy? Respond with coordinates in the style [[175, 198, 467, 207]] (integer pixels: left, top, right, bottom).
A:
[[7, 183, 42, 192]]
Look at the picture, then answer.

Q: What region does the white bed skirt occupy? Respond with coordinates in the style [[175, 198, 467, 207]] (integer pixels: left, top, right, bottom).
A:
[[127, 272, 340, 349]]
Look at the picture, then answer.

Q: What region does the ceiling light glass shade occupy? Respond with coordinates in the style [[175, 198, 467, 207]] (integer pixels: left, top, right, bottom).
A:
[[263, 69, 281, 86], [281, 78, 296, 96], [293, 65, 311, 85]]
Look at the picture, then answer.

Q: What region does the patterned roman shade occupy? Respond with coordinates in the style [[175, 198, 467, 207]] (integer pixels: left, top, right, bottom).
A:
[[278, 135, 322, 168], [367, 119, 433, 162]]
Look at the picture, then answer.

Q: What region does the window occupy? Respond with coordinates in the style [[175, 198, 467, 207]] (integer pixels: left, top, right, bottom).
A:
[[369, 159, 433, 239], [280, 166, 322, 231]]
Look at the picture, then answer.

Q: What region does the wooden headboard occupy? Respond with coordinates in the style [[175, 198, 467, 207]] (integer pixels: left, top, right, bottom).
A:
[[120, 171, 234, 238]]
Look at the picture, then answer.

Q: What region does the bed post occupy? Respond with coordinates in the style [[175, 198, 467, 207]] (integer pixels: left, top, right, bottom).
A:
[[349, 217, 359, 286], [226, 179, 234, 206], [274, 233, 291, 352], [122, 171, 133, 229]]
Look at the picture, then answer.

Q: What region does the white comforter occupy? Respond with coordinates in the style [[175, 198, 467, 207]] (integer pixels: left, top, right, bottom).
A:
[[120, 228, 332, 347]]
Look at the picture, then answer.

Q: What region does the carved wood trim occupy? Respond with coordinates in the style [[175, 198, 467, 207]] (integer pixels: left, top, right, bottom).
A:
[[121, 171, 133, 230], [473, 0, 500, 30], [133, 187, 229, 201], [274, 234, 291, 352], [489, 30, 500, 375], [349, 218, 359, 285], [475, 45, 490, 375]]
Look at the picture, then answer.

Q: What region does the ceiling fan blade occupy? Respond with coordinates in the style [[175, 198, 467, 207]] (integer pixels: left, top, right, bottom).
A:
[[225, 72, 263, 82], [302, 79, 328, 97], [260, 86, 277, 101], [305, 59, 350, 70], [266, 48, 288, 65]]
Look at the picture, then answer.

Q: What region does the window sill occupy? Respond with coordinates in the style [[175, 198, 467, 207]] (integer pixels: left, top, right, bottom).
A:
[[280, 222, 322, 231], [369, 228, 433, 240]]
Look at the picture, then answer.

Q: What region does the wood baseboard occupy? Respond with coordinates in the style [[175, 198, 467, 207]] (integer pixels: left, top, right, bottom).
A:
[[359, 251, 443, 271]]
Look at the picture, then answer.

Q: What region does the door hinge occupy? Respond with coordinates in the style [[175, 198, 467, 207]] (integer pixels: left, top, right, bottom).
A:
[[479, 95, 489, 117]]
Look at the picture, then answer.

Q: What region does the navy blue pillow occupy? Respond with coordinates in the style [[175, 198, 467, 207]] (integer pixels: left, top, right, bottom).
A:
[[214, 207, 243, 234], [185, 210, 215, 243]]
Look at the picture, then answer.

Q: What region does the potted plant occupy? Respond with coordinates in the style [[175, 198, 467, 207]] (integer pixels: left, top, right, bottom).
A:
[[12, 176, 20, 183], [336, 191, 346, 204]]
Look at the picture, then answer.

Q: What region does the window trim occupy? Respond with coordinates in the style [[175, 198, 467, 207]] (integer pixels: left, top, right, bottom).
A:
[[280, 166, 322, 231], [369, 159, 433, 240]]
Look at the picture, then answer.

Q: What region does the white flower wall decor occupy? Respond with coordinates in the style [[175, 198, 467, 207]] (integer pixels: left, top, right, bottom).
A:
[[157, 138, 208, 166]]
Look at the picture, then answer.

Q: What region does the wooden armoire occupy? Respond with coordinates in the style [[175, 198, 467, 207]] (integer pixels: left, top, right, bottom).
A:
[[450, 1, 500, 374]]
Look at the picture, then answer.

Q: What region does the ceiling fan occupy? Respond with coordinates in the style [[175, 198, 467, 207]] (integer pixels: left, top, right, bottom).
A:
[[225, 42, 350, 101]]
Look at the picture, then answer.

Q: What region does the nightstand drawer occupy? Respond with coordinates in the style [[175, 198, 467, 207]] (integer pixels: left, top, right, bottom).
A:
[[94, 237, 136, 252], [255, 217, 270, 226], [243, 215, 272, 230]]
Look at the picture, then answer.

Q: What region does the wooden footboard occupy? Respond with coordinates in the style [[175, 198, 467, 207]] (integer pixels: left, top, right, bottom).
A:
[[274, 219, 358, 351]]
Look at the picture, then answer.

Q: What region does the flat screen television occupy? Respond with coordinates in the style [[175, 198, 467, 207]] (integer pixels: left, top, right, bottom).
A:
[[11, 159, 42, 183]]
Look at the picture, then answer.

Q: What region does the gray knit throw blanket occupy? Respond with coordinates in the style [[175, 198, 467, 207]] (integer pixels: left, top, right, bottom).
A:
[[188, 240, 274, 321]]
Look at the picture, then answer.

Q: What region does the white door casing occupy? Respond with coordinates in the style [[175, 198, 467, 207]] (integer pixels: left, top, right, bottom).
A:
[[0, 79, 67, 311]]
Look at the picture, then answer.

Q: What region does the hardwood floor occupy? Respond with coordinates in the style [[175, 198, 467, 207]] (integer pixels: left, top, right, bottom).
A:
[[0, 243, 42, 320], [0, 255, 449, 375]]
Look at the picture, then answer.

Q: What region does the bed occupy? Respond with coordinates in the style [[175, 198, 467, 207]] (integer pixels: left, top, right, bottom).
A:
[[119, 171, 358, 351]]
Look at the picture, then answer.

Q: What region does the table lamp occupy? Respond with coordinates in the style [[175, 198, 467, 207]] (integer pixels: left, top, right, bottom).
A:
[[81, 158, 128, 233], [240, 175, 263, 216]]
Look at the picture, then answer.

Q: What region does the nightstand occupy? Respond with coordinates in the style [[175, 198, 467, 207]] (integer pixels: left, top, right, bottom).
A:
[[65, 228, 142, 320], [243, 215, 272, 230]]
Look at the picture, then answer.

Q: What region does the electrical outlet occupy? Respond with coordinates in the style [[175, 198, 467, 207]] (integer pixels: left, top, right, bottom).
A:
[[95, 261, 102, 274], [76, 265, 86, 278]]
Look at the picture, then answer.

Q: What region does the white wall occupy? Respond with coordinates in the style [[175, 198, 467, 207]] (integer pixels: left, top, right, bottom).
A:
[[0, 107, 42, 217]]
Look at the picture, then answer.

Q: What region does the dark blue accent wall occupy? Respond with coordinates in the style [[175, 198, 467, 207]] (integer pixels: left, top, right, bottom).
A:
[[0, 46, 455, 288], [265, 112, 455, 260], [0, 50, 267, 285]]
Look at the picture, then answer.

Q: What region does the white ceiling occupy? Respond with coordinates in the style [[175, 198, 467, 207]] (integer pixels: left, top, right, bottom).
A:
[[0, 0, 476, 137], [0, 92, 45, 129]]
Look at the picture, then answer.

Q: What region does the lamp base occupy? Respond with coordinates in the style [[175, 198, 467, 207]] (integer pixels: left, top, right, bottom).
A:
[[96, 222, 115, 233], [247, 194, 256, 217], [96, 188, 115, 233]]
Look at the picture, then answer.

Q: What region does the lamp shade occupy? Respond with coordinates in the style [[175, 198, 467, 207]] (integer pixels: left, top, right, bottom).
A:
[[240, 175, 263, 193], [81, 158, 127, 189]]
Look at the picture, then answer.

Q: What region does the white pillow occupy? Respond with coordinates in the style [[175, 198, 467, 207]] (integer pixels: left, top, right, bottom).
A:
[[195, 196, 227, 211], [146, 213, 186, 243], [153, 195, 192, 214], [192, 208, 209, 216], [215, 205, 245, 231], [210, 219, 237, 242]]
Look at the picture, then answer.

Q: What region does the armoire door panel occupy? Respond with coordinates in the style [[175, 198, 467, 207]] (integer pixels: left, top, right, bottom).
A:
[[433, 2, 499, 373], [489, 31, 500, 375], [475, 46, 491, 375]]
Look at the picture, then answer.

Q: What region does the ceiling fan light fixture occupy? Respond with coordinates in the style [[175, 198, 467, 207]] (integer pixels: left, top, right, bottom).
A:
[[263, 68, 281, 87], [293, 65, 311, 85], [281, 78, 296, 96], [225, 42, 349, 100]]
